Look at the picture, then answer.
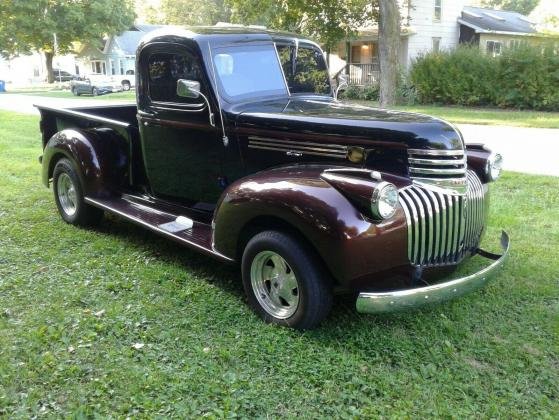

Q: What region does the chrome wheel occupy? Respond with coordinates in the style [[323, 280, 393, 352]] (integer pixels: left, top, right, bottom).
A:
[[57, 172, 78, 216], [250, 251, 300, 319]]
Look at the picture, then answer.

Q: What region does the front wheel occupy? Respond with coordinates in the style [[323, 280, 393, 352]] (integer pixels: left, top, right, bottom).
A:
[[242, 230, 333, 330], [92, 87, 99, 96], [52, 158, 104, 226], [122, 81, 131, 91]]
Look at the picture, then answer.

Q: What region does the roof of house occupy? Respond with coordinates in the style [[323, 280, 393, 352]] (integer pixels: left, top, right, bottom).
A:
[[459, 6, 538, 35], [104, 24, 165, 55]]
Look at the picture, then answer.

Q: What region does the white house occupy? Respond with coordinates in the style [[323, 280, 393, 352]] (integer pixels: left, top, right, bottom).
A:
[[332, 0, 549, 85], [76, 24, 163, 76]]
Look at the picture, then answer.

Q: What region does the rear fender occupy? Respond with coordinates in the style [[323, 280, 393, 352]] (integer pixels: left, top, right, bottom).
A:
[[42, 128, 128, 197], [212, 165, 408, 285]]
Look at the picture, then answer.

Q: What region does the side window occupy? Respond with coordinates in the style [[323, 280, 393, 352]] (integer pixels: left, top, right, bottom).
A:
[[276, 44, 330, 95], [147, 51, 204, 103]]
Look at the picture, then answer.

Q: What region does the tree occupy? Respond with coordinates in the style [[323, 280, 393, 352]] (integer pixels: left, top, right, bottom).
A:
[[378, 0, 400, 107], [482, 0, 540, 15], [148, 0, 232, 26], [228, 0, 375, 58], [0, 0, 135, 83]]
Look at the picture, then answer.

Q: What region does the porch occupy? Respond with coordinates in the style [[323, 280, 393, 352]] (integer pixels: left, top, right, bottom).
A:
[[336, 40, 380, 86]]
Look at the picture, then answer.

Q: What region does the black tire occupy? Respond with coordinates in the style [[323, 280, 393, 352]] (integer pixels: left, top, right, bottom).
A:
[[92, 87, 99, 96], [71, 87, 79, 96], [242, 230, 333, 330], [52, 158, 104, 226], [122, 81, 131, 91]]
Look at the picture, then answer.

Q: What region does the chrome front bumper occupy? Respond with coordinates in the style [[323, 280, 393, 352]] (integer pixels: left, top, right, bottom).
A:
[[356, 231, 510, 314]]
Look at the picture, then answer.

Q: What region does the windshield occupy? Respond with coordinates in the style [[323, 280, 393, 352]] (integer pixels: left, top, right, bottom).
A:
[[212, 42, 332, 101], [213, 44, 288, 101], [276, 44, 331, 95]]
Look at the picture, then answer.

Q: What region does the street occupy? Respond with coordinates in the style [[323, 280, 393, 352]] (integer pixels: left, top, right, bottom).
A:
[[0, 93, 557, 176]]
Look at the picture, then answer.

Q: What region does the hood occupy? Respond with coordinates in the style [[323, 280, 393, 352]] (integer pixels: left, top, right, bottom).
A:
[[232, 97, 464, 152]]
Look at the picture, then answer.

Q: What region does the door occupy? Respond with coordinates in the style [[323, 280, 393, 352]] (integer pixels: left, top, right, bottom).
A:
[[138, 45, 225, 205]]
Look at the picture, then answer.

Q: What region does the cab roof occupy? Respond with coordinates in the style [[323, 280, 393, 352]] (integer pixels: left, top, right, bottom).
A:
[[137, 25, 320, 52]]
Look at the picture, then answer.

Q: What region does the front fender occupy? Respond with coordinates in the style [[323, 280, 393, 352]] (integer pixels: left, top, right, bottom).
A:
[[212, 165, 409, 286], [42, 128, 128, 197]]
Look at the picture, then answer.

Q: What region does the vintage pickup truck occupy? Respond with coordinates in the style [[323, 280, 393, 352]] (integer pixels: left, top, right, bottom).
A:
[[36, 27, 509, 329]]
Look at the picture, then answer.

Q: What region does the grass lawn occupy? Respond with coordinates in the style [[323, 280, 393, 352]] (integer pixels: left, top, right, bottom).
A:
[[0, 110, 558, 417], [349, 100, 559, 129], [7, 90, 136, 101]]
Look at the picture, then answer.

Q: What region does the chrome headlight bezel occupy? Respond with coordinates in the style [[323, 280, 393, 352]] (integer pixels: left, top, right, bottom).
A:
[[371, 182, 399, 220], [486, 152, 503, 181]]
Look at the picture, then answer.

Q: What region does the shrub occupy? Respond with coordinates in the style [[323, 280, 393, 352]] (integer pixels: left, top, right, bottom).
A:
[[494, 44, 559, 111], [409, 44, 559, 111], [339, 83, 379, 101]]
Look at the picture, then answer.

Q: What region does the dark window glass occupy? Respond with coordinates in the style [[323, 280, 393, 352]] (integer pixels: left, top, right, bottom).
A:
[[276, 44, 330, 95], [147, 52, 204, 103]]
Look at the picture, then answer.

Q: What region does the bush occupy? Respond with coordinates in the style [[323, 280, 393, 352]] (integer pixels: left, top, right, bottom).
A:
[[339, 84, 380, 101], [494, 44, 559, 110], [410, 44, 559, 111]]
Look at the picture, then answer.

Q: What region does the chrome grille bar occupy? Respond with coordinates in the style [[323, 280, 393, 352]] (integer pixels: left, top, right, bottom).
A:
[[399, 170, 487, 266], [408, 148, 468, 194]]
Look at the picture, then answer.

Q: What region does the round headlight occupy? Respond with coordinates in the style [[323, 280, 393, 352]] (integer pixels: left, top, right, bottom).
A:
[[486, 152, 503, 181], [371, 182, 399, 220]]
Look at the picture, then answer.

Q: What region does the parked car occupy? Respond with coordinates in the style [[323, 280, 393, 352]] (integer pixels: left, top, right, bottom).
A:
[[70, 75, 123, 96], [50, 68, 77, 82], [36, 27, 509, 329]]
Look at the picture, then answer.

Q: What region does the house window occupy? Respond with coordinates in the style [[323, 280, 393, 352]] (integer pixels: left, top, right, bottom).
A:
[[432, 37, 441, 52], [509, 39, 522, 49], [91, 60, 106, 74], [119, 60, 124, 75], [434, 0, 442, 22], [110, 59, 116, 75], [486, 41, 502, 57]]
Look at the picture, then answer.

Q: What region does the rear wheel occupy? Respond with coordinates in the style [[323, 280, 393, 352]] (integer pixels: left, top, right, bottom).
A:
[[52, 158, 103, 226], [71, 87, 79, 96], [122, 81, 131, 91], [92, 87, 99, 96], [242, 230, 333, 330]]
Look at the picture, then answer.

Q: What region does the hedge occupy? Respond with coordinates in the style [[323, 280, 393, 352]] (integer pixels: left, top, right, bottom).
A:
[[410, 44, 559, 111]]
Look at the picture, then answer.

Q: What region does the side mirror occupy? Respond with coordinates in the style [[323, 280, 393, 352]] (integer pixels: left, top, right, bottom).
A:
[[177, 79, 201, 99], [176, 79, 216, 128], [335, 73, 349, 100]]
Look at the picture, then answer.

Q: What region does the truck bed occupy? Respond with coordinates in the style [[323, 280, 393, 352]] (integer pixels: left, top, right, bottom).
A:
[[36, 103, 138, 147]]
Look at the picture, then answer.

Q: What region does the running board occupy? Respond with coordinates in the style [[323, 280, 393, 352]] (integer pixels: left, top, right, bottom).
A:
[[84, 196, 233, 262]]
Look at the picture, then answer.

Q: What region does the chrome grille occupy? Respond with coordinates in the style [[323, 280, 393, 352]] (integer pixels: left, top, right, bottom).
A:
[[399, 170, 487, 266], [408, 149, 468, 194]]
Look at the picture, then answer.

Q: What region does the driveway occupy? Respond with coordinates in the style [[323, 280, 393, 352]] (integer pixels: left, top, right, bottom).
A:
[[1, 93, 557, 176]]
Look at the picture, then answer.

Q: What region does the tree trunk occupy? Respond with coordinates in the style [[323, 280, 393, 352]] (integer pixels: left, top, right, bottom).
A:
[[378, 0, 401, 107], [44, 51, 54, 84]]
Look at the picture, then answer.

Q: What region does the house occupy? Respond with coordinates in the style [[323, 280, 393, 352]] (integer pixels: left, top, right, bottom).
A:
[[332, 0, 549, 85], [76, 24, 163, 76], [459, 6, 546, 56]]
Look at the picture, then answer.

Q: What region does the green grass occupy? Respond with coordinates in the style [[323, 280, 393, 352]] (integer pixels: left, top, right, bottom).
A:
[[0, 110, 558, 417], [6, 90, 136, 101], [349, 100, 559, 129]]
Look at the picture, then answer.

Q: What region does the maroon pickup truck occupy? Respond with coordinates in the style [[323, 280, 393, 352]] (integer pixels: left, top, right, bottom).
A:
[[36, 27, 509, 329]]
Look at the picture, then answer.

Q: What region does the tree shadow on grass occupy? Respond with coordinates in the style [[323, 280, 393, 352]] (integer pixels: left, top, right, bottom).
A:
[[93, 213, 244, 298], [89, 213, 457, 361]]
